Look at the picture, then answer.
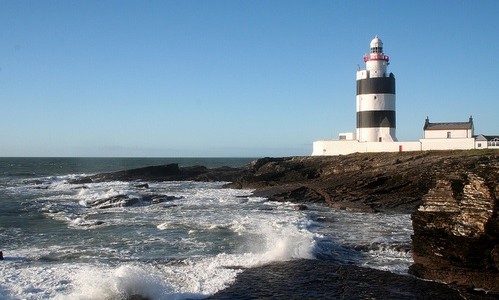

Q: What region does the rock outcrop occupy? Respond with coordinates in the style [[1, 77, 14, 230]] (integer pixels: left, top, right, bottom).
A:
[[228, 151, 498, 213], [409, 161, 499, 292], [69, 163, 242, 184], [82, 193, 183, 209]]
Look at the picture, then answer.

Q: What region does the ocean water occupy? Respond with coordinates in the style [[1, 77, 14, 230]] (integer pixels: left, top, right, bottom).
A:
[[0, 158, 413, 299]]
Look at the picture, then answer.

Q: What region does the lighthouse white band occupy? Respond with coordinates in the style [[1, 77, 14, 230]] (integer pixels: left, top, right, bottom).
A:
[[356, 94, 395, 111], [356, 127, 397, 143]]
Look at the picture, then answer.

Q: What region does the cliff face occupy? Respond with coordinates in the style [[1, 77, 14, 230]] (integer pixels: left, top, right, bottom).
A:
[[409, 162, 499, 292]]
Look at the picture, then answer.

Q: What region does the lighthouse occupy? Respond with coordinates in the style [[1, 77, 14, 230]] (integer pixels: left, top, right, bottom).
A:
[[311, 36, 486, 156], [356, 36, 397, 142]]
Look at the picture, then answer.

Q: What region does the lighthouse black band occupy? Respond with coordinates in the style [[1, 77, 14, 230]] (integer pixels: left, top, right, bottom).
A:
[[356, 76, 395, 95], [357, 110, 396, 128]]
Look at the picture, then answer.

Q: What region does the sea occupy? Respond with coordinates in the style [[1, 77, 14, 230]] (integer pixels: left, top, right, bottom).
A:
[[0, 157, 413, 299]]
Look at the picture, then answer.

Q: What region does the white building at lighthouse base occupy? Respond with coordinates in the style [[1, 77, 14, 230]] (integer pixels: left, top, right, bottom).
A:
[[312, 140, 422, 156], [312, 117, 482, 156]]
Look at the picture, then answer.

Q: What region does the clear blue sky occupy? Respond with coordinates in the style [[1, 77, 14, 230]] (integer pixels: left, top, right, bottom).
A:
[[1, 1, 498, 157]]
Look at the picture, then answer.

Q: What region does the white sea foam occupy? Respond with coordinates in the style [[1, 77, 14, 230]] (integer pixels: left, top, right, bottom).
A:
[[57, 264, 178, 300], [0, 210, 318, 300], [155, 219, 318, 297], [1, 176, 414, 299]]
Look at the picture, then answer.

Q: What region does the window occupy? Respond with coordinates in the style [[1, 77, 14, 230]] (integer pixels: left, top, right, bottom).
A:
[[477, 143, 482, 148], [447, 132, 451, 138]]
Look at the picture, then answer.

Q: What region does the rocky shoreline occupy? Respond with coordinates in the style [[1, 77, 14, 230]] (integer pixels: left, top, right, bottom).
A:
[[71, 150, 498, 296]]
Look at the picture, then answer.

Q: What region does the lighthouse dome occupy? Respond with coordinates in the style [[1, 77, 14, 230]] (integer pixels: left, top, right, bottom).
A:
[[370, 35, 383, 54]]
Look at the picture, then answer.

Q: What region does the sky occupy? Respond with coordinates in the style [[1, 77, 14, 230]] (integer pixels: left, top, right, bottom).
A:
[[1, 0, 498, 157]]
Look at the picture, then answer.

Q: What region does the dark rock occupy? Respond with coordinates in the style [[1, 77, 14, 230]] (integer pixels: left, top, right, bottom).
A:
[[228, 150, 497, 213], [70, 177, 93, 184], [69, 164, 242, 184], [86, 194, 183, 209], [33, 185, 50, 190], [0, 251, 3, 260], [135, 183, 149, 189], [208, 259, 474, 300], [142, 194, 183, 204], [127, 295, 149, 300], [294, 204, 308, 210], [91, 164, 182, 182], [267, 186, 325, 203]]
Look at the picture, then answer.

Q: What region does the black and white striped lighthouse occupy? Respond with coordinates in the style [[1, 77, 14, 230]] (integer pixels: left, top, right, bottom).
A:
[[356, 36, 397, 142]]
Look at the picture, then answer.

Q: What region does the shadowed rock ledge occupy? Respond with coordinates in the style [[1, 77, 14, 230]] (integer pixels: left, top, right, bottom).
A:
[[208, 259, 497, 300]]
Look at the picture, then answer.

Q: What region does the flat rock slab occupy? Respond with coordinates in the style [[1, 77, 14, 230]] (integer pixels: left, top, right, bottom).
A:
[[208, 259, 494, 300]]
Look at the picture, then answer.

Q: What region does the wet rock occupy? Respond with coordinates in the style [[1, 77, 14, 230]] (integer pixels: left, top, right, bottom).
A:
[[0, 251, 3, 260], [70, 177, 93, 184], [142, 194, 183, 204], [86, 164, 182, 182], [86, 194, 183, 209], [127, 295, 149, 300], [294, 204, 308, 210], [33, 185, 50, 190], [135, 183, 149, 189], [69, 164, 242, 184], [208, 259, 473, 299], [267, 186, 325, 203]]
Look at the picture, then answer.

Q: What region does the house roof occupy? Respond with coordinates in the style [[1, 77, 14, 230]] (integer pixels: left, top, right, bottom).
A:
[[424, 122, 473, 130], [423, 116, 474, 131], [476, 134, 499, 141]]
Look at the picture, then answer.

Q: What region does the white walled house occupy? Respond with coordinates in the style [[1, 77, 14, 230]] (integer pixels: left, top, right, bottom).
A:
[[419, 116, 476, 151], [475, 135, 499, 150], [422, 116, 474, 139]]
